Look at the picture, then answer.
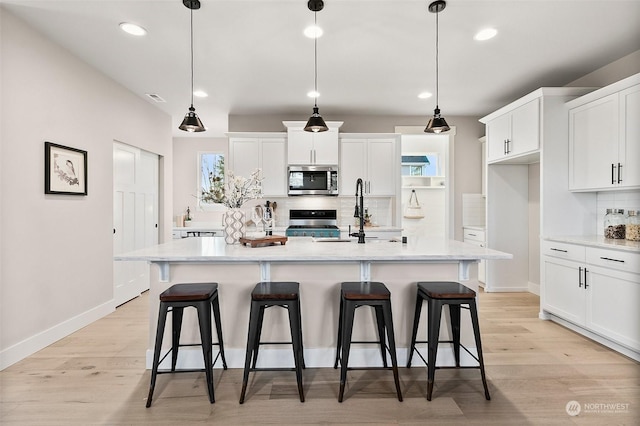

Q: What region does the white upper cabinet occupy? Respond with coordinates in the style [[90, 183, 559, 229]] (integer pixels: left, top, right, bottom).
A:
[[568, 73, 640, 191], [485, 98, 540, 163], [340, 134, 399, 196], [228, 133, 287, 196], [283, 121, 343, 165]]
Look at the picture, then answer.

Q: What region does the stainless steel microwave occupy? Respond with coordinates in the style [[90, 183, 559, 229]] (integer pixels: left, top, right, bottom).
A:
[[287, 165, 338, 196]]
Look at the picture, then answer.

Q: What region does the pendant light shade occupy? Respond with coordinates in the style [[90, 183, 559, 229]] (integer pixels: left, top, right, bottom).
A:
[[304, 0, 329, 133], [425, 0, 450, 134], [179, 0, 206, 133]]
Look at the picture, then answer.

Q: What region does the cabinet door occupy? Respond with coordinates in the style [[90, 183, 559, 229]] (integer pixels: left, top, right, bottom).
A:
[[312, 131, 339, 165], [510, 99, 540, 156], [542, 256, 586, 325], [486, 113, 510, 162], [367, 139, 396, 195], [586, 266, 640, 351], [230, 138, 260, 178], [287, 130, 314, 164], [340, 139, 366, 195], [620, 84, 640, 188], [569, 93, 619, 190], [261, 138, 286, 196]]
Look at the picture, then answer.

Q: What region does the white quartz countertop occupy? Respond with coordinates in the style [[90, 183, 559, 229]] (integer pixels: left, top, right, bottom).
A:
[[115, 236, 512, 263], [544, 235, 640, 252]]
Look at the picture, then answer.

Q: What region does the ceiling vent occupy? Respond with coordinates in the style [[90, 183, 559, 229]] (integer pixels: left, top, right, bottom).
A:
[[145, 93, 166, 103]]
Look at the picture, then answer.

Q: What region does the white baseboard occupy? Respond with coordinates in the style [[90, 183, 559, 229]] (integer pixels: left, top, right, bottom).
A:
[[0, 300, 115, 370], [146, 345, 481, 370], [484, 286, 529, 293], [528, 281, 540, 296]]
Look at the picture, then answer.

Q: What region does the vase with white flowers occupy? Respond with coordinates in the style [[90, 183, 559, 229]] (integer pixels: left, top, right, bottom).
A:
[[221, 169, 263, 244]]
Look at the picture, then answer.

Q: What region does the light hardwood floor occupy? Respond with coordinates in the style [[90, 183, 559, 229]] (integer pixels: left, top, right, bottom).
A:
[[1, 290, 638, 425]]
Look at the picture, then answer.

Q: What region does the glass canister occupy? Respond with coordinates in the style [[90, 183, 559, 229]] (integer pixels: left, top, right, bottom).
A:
[[604, 208, 626, 239], [626, 210, 640, 241]]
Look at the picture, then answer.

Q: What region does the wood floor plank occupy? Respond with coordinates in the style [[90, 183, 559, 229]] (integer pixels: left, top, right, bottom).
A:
[[1, 289, 638, 424]]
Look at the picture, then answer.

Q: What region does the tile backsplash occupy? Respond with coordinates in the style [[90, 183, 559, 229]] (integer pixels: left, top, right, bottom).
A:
[[596, 190, 640, 235]]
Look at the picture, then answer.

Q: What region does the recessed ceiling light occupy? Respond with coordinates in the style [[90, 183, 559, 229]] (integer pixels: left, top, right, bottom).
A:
[[193, 90, 208, 98], [304, 25, 323, 39], [307, 90, 320, 98], [418, 92, 433, 99], [119, 22, 147, 36], [474, 28, 497, 41]]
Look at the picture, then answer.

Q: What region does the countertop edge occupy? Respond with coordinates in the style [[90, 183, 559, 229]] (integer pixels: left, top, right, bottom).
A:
[[544, 235, 640, 253]]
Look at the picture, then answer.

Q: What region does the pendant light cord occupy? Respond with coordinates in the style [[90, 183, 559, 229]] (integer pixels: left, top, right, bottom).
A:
[[190, 8, 194, 107], [434, 8, 439, 109], [314, 11, 319, 108]]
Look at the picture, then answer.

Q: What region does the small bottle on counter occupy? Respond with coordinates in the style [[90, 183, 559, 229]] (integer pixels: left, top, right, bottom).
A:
[[626, 210, 640, 241], [604, 208, 626, 239]]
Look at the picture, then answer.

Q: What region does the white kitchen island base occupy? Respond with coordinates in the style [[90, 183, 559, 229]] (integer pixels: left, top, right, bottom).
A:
[[116, 236, 511, 369]]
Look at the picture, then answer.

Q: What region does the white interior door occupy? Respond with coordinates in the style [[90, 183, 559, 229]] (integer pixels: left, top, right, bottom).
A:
[[113, 142, 158, 306]]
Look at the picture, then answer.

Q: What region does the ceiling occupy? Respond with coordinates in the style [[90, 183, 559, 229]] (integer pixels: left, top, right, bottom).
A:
[[3, 0, 640, 136]]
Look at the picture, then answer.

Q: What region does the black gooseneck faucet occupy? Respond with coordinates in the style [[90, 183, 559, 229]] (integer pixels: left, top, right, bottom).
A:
[[350, 178, 366, 244]]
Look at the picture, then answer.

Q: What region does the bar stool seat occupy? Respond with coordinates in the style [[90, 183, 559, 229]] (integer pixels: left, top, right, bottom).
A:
[[334, 281, 403, 402], [239, 282, 305, 404], [407, 281, 490, 401], [146, 283, 227, 407]]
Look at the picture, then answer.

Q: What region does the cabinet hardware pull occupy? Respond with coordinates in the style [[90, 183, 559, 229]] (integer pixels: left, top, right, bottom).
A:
[[507, 139, 511, 154], [611, 163, 616, 185], [468, 233, 477, 236], [578, 266, 583, 287], [504, 140, 507, 155], [617, 162, 622, 183], [600, 256, 625, 263], [584, 268, 588, 289], [550, 248, 568, 253]]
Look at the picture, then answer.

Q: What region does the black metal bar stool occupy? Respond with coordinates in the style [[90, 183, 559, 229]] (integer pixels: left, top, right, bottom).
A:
[[146, 283, 227, 407], [239, 281, 305, 404], [334, 281, 403, 402], [407, 281, 490, 401]]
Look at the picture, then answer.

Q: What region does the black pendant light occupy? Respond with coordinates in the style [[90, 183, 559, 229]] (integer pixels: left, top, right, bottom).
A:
[[304, 0, 329, 133], [179, 0, 206, 132], [425, 0, 450, 134]]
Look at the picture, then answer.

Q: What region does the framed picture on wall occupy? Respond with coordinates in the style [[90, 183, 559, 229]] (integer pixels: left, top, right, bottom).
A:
[[44, 142, 88, 195]]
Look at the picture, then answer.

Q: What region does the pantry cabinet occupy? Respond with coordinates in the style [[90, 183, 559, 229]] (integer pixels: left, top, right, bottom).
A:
[[568, 73, 640, 191], [485, 98, 540, 163], [283, 121, 343, 165], [228, 133, 287, 196], [542, 240, 640, 355], [339, 134, 400, 196]]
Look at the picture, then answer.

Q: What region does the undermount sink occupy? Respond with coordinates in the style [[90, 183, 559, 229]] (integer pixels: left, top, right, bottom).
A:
[[313, 237, 398, 243]]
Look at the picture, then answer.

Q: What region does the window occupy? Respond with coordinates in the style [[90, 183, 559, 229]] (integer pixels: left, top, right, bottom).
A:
[[401, 154, 439, 176], [198, 152, 225, 208]]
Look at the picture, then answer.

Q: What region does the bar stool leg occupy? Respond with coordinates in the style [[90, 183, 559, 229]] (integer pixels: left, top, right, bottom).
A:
[[381, 301, 403, 402], [170, 307, 184, 371], [426, 298, 443, 401], [240, 300, 261, 404], [338, 299, 356, 403], [334, 296, 344, 369], [449, 304, 461, 368], [147, 302, 169, 408], [287, 301, 305, 402], [374, 305, 388, 368], [196, 300, 215, 403], [407, 292, 424, 368], [469, 301, 491, 400], [251, 305, 266, 369], [211, 295, 227, 369], [296, 300, 306, 369]]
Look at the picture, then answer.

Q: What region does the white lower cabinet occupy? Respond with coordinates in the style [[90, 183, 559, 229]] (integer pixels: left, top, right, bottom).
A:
[[542, 240, 640, 355]]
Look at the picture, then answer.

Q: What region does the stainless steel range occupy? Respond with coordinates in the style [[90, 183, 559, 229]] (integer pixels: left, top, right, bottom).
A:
[[285, 209, 341, 238]]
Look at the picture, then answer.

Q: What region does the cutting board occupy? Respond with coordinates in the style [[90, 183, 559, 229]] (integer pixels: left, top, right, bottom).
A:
[[239, 235, 288, 247]]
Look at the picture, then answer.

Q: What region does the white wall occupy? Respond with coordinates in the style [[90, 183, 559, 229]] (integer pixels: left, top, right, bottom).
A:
[[566, 50, 640, 88], [0, 9, 172, 369]]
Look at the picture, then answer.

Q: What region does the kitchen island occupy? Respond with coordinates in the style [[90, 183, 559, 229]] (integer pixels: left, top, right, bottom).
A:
[[115, 236, 511, 369]]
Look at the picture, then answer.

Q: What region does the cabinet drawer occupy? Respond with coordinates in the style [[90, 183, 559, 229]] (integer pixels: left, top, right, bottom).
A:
[[542, 240, 585, 262], [586, 247, 640, 274], [463, 229, 485, 242]]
